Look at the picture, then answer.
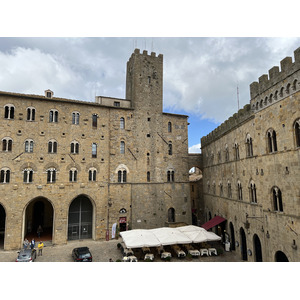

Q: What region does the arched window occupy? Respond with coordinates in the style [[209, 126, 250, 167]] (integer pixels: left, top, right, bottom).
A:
[[212, 181, 216, 195], [118, 170, 127, 183], [246, 134, 253, 157], [279, 87, 284, 97], [47, 168, 56, 183], [168, 121, 172, 133], [237, 181, 243, 200], [120, 141, 125, 154], [168, 207, 175, 222], [219, 182, 223, 196], [49, 109, 58, 123], [23, 168, 33, 183], [92, 114, 98, 128], [116, 164, 128, 183], [294, 119, 300, 147], [92, 143, 97, 158], [120, 117, 125, 129], [88, 168, 97, 181], [207, 181, 210, 193], [27, 107, 36, 121], [269, 93, 273, 103], [286, 83, 290, 94], [4, 104, 15, 119], [234, 142, 240, 160], [168, 141, 172, 155], [292, 79, 298, 91], [272, 186, 283, 212], [167, 170, 175, 182], [225, 144, 229, 162], [69, 168, 78, 182], [70, 141, 79, 154], [0, 168, 10, 183], [48, 140, 57, 153], [2, 137, 12, 152], [249, 180, 257, 203], [72, 112, 80, 125], [147, 171, 150, 182], [218, 150, 221, 162], [25, 139, 34, 153], [267, 129, 277, 153], [227, 181, 232, 198]]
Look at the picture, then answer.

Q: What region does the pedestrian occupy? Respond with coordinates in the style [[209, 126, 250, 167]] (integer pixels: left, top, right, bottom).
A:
[[30, 238, 35, 249], [37, 225, 43, 238], [38, 241, 44, 256], [23, 238, 29, 250]]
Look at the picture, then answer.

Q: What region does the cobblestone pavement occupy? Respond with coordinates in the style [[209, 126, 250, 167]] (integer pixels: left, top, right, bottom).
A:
[[0, 239, 243, 262]]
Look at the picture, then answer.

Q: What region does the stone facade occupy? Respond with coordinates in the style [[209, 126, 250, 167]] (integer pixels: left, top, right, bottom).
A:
[[201, 47, 300, 262], [0, 49, 192, 250]]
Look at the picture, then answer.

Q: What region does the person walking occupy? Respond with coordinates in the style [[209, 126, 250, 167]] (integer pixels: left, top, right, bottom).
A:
[[30, 238, 35, 250], [37, 225, 43, 238], [23, 238, 29, 250], [38, 241, 44, 256]]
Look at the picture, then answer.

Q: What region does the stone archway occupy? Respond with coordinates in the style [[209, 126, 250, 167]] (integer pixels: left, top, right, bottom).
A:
[[240, 227, 247, 261], [229, 222, 236, 251], [24, 197, 54, 242], [275, 251, 289, 262], [253, 234, 263, 262], [0, 204, 6, 249], [68, 195, 93, 240]]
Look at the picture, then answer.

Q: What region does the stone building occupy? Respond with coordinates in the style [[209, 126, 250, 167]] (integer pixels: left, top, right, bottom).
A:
[[0, 49, 192, 250], [201, 47, 300, 262]]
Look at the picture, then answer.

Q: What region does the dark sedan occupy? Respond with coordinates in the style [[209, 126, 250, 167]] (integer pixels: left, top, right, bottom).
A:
[[72, 247, 92, 262]]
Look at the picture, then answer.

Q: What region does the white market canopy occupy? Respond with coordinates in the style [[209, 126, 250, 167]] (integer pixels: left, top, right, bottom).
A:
[[120, 225, 221, 249]]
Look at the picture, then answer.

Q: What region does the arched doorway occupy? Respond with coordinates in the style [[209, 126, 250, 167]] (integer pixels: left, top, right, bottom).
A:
[[0, 204, 6, 249], [240, 227, 247, 261], [229, 222, 236, 251], [168, 207, 175, 223], [68, 195, 93, 240], [275, 251, 289, 262], [253, 234, 263, 262], [25, 197, 54, 241]]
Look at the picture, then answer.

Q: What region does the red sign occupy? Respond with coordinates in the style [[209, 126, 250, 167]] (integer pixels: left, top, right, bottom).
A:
[[119, 217, 127, 223]]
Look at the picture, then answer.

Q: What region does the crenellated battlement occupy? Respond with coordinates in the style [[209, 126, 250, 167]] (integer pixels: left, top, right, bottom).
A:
[[130, 48, 163, 61], [201, 104, 253, 147], [250, 47, 300, 99]]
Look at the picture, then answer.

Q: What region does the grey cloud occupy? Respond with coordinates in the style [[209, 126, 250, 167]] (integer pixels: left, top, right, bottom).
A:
[[0, 37, 299, 124]]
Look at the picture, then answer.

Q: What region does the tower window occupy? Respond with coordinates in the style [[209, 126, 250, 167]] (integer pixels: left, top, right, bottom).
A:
[[92, 114, 98, 128], [120, 141, 125, 154], [92, 143, 97, 158]]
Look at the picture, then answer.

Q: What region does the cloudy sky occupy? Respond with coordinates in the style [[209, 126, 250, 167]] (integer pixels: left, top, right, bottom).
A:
[[1, 37, 300, 153], [1, 1, 300, 155]]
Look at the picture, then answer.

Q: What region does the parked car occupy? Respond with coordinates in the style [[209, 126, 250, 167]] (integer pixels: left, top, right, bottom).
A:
[[72, 247, 92, 262], [16, 248, 37, 262]]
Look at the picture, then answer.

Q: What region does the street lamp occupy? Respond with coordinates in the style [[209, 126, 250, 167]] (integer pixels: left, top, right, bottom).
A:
[[106, 198, 112, 241]]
